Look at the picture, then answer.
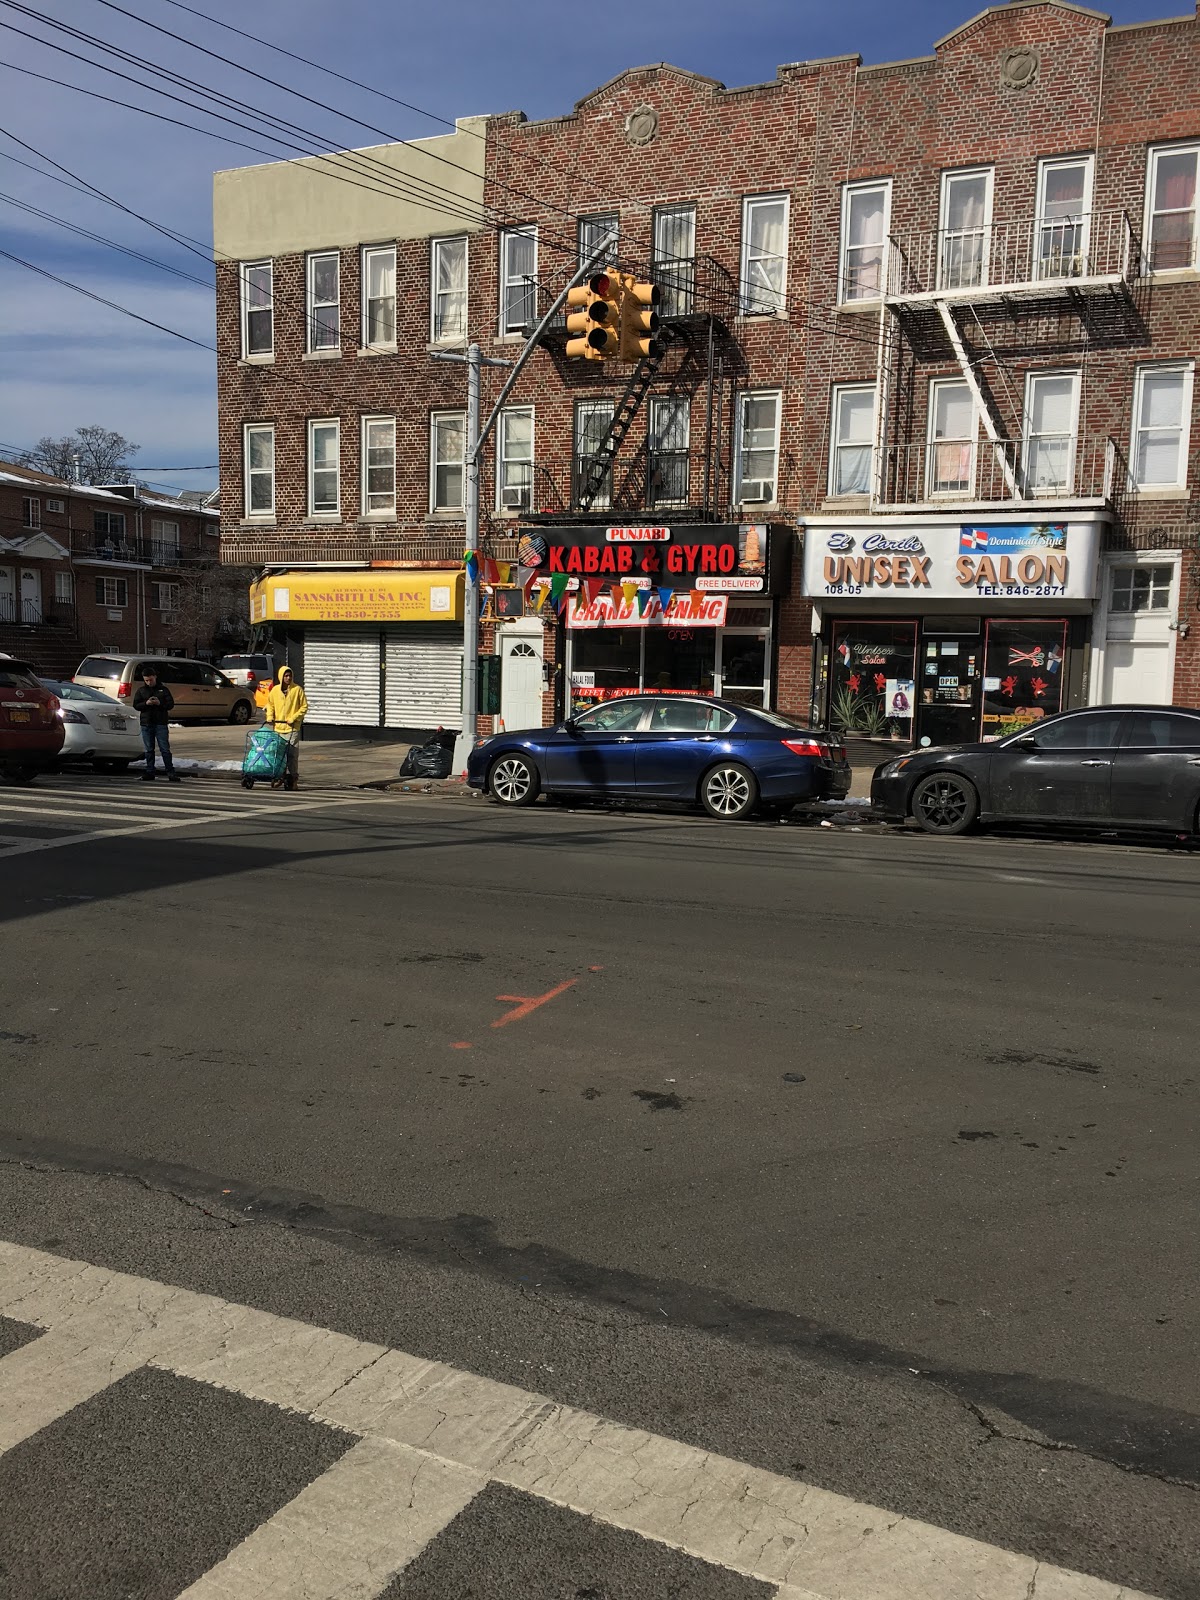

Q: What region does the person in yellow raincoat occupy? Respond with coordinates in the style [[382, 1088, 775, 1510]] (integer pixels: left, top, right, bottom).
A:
[[263, 666, 309, 790]]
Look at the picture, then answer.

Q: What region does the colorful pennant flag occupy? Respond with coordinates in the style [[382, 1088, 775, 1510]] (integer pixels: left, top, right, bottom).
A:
[[464, 551, 480, 586], [535, 584, 550, 613], [550, 572, 569, 603], [497, 561, 513, 585], [621, 581, 638, 607], [635, 588, 652, 616], [519, 564, 539, 591], [657, 586, 673, 615]]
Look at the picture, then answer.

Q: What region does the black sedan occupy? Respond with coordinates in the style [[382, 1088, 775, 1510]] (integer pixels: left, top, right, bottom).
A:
[[468, 695, 851, 820], [872, 704, 1200, 837]]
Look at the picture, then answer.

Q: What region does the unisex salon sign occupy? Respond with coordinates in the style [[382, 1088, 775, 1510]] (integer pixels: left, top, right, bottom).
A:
[[801, 523, 1100, 602]]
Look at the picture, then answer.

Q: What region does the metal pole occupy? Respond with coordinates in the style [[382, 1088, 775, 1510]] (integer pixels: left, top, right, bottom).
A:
[[454, 341, 481, 773]]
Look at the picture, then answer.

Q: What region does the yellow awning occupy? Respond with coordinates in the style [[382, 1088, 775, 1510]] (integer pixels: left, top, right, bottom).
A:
[[250, 569, 464, 624]]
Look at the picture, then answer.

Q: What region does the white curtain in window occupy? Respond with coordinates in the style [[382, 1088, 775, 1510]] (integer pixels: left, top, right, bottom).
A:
[[834, 389, 874, 494], [745, 200, 787, 312], [1136, 370, 1185, 483], [504, 232, 536, 330], [435, 239, 467, 339]]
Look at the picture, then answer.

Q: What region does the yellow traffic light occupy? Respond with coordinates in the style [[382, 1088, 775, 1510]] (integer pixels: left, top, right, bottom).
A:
[[618, 275, 662, 361], [565, 271, 621, 360]]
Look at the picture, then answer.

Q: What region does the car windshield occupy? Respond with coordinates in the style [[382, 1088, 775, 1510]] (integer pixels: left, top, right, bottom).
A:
[[40, 679, 120, 705]]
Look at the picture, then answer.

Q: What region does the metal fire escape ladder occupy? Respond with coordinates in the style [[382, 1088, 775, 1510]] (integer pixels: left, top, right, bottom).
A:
[[870, 298, 898, 509], [935, 299, 1018, 497], [576, 336, 670, 513]]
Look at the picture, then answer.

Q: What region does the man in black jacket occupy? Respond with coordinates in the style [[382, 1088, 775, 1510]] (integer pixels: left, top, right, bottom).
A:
[[133, 666, 180, 782]]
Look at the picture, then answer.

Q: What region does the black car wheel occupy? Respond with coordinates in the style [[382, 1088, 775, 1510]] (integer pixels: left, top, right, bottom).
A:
[[229, 700, 253, 725], [911, 772, 980, 836], [489, 754, 540, 806], [700, 762, 758, 821], [0, 765, 38, 786]]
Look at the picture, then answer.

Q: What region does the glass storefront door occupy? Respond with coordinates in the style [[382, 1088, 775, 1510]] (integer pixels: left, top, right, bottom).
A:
[[916, 626, 982, 747]]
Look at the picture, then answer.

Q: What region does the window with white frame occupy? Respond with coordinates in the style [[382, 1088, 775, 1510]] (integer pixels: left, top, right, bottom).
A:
[[361, 416, 396, 515], [240, 261, 273, 357], [151, 516, 180, 557], [306, 251, 340, 352], [499, 227, 536, 335], [829, 385, 875, 496], [362, 245, 396, 347], [1131, 363, 1193, 489], [735, 391, 781, 503], [54, 570, 73, 605], [21, 495, 40, 528], [154, 581, 181, 612], [496, 407, 533, 511], [653, 204, 696, 317], [1109, 562, 1175, 613], [648, 397, 690, 508], [574, 399, 614, 511], [578, 213, 618, 267], [244, 424, 275, 516], [1036, 156, 1093, 279], [740, 195, 789, 315], [840, 182, 890, 302], [93, 509, 126, 541], [940, 168, 993, 289], [95, 576, 127, 607], [927, 380, 977, 495], [430, 410, 465, 512], [1146, 144, 1199, 271], [308, 420, 340, 514], [430, 236, 467, 343], [1023, 371, 1079, 494]]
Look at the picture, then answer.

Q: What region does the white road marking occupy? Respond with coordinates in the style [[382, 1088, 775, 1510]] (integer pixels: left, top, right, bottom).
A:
[[0, 793, 387, 858], [0, 1241, 1162, 1600], [174, 1437, 484, 1600]]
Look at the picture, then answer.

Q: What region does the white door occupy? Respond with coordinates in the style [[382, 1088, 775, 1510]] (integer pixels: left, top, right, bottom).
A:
[[0, 568, 14, 624], [19, 567, 40, 623], [500, 628, 544, 729], [1099, 559, 1178, 705]]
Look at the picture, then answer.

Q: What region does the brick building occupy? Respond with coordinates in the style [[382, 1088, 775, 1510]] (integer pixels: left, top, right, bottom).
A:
[[215, 0, 1200, 745], [0, 461, 223, 677]]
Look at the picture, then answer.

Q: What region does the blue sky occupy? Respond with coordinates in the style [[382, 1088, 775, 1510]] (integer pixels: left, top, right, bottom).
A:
[[0, 0, 1185, 495]]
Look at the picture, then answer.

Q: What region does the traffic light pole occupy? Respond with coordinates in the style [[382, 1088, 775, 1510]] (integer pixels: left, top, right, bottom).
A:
[[436, 245, 612, 774]]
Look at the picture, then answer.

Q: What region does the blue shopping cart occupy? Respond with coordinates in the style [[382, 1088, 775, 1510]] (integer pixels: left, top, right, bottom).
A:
[[240, 726, 288, 788]]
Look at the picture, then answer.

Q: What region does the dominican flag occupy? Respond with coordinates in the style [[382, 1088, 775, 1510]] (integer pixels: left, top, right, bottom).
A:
[[960, 528, 989, 551]]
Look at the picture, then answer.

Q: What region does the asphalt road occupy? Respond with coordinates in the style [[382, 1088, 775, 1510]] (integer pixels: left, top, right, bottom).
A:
[[1, 778, 1198, 1597]]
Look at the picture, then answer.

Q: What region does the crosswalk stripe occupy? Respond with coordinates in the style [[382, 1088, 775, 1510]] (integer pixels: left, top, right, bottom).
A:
[[0, 1323, 148, 1454], [0, 1241, 1161, 1600], [175, 1437, 484, 1600], [0, 802, 206, 823], [0, 793, 377, 858]]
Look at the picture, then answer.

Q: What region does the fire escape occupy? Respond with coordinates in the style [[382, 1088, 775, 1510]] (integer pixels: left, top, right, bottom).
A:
[[517, 255, 744, 524], [874, 206, 1145, 511]]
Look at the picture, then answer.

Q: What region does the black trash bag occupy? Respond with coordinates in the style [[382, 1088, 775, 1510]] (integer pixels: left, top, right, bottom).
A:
[[398, 727, 456, 779]]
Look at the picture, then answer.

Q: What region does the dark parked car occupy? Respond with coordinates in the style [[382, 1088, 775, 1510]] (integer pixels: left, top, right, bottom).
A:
[[0, 654, 64, 784], [468, 695, 851, 820], [872, 705, 1200, 837]]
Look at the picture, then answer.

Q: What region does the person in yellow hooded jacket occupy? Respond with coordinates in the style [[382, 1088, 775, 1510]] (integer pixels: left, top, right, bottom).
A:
[[263, 665, 309, 790]]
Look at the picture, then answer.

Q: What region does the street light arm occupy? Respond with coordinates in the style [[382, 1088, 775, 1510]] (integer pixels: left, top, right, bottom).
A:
[[472, 242, 612, 464]]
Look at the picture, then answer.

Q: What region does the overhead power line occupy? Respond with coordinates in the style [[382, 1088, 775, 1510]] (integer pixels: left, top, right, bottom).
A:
[[0, 247, 217, 350], [0, 129, 219, 264], [0, 190, 214, 288]]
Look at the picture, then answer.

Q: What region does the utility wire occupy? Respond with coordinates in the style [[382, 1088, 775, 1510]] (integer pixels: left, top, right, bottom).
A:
[[0, 191, 214, 288], [0, 247, 217, 350], [0, 130, 219, 263]]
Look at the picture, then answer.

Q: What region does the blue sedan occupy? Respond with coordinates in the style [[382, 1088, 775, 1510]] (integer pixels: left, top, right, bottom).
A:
[[467, 695, 851, 820]]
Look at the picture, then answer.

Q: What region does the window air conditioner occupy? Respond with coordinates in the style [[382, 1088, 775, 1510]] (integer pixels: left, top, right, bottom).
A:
[[738, 480, 771, 504], [501, 485, 530, 511], [47, 499, 65, 513]]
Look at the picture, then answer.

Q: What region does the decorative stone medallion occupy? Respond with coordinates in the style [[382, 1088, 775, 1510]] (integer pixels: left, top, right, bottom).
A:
[[624, 106, 660, 146], [999, 47, 1040, 91]]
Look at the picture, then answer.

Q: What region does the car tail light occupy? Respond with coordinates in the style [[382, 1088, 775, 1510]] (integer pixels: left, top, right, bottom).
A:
[[117, 681, 130, 698], [59, 708, 88, 724], [247, 671, 257, 684], [782, 738, 829, 759]]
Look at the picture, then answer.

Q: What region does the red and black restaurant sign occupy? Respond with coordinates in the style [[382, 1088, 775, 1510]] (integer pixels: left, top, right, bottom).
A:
[[516, 523, 790, 595]]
